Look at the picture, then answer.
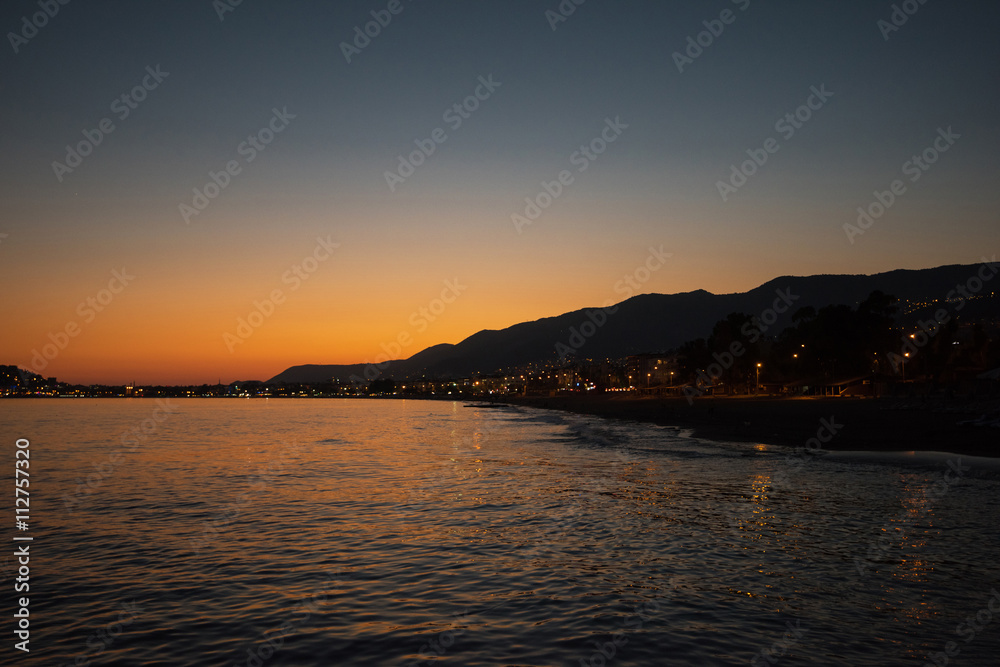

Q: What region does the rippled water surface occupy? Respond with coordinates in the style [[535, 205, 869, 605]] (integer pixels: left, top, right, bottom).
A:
[[3, 398, 1000, 665]]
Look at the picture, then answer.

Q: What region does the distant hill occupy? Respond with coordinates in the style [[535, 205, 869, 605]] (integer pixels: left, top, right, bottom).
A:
[[267, 263, 996, 383]]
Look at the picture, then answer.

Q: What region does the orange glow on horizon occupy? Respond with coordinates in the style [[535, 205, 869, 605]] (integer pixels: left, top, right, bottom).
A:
[[5, 201, 989, 385]]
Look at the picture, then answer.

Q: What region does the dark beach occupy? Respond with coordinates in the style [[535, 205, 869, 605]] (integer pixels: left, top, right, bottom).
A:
[[500, 394, 1000, 458]]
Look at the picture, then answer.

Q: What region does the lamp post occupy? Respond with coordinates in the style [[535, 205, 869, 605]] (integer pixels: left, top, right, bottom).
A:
[[756, 363, 761, 393]]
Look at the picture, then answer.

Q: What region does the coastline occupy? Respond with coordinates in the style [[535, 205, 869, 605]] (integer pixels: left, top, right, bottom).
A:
[[497, 394, 1000, 459]]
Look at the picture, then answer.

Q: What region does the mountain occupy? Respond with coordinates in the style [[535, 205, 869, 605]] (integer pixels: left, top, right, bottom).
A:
[[267, 263, 996, 383]]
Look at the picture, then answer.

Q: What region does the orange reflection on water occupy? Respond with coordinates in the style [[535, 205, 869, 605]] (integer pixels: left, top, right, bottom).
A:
[[891, 472, 936, 583], [875, 472, 944, 632], [748, 474, 777, 533]]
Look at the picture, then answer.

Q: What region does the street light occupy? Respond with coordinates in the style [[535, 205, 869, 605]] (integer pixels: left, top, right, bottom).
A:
[[756, 363, 762, 393]]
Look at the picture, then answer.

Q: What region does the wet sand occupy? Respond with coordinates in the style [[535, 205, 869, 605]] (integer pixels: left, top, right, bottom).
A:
[[499, 394, 1000, 458]]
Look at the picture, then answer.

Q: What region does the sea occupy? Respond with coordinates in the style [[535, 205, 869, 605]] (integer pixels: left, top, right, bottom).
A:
[[2, 398, 999, 666]]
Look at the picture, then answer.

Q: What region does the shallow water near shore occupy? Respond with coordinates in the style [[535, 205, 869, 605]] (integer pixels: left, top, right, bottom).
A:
[[4, 398, 1000, 665], [820, 448, 1000, 473]]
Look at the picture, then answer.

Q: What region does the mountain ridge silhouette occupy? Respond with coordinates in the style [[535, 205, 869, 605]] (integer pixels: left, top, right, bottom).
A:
[[267, 263, 994, 383]]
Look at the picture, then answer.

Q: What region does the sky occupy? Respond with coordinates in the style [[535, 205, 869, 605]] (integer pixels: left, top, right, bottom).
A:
[[1, 0, 998, 385]]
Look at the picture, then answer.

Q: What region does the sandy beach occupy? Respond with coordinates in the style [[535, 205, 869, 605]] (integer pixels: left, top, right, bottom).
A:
[[499, 393, 1000, 458]]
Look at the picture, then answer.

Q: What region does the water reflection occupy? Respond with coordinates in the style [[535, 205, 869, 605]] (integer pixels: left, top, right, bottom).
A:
[[2, 399, 999, 666]]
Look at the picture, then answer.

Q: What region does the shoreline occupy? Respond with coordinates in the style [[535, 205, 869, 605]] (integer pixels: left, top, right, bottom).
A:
[[496, 394, 1000, 459], [12, 393, 998, 459]]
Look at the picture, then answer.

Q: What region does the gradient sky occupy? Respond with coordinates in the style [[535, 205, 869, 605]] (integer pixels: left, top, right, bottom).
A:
[[2, 0, 998, 384]]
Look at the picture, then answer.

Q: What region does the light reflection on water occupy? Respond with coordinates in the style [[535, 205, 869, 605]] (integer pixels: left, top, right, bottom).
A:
[[2, 398, 999, 666]]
